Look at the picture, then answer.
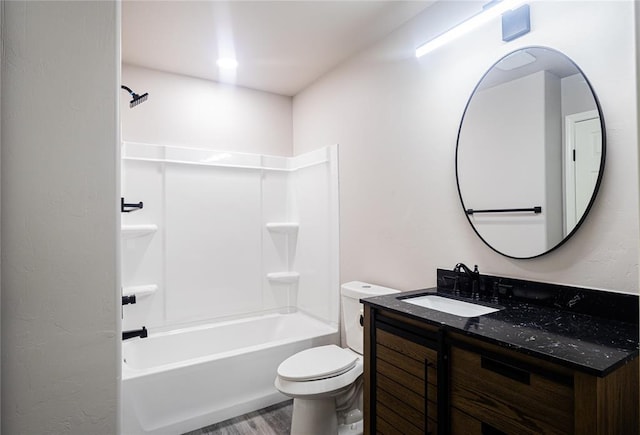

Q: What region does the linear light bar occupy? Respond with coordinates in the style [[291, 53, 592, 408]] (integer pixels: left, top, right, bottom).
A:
[[415, 0, 526, 58]]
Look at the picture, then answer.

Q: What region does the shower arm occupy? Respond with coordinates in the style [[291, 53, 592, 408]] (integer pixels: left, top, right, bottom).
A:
[[121, 85, 135, 95]]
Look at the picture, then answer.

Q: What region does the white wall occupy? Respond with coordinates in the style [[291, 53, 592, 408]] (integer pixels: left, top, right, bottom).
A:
[[122, 64, 293, 155], [544, 71, 563, 247], [458, 71, 558, 258], [562, 73, 598, 117], [1, 1, 119, 434], [293, 0, 639, 293]]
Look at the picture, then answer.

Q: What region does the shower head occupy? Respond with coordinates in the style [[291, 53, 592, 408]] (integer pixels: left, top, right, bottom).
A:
[[121, 85, 149, 108]]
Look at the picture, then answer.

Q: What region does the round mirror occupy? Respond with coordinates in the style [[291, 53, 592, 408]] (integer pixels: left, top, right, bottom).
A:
[[456, 47, 605, 259]]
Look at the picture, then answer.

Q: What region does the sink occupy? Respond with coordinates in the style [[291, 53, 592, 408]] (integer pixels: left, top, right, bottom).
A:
[[401, 294, 501, 317]]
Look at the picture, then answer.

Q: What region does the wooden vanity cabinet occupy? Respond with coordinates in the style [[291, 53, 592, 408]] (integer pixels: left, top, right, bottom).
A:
[[364, 306, 639, 435], [449, 332, 639, 435], [364, 306, 441, 435]]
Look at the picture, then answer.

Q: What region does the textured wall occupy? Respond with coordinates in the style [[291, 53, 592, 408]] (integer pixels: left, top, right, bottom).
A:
[[1, 2, 119, 433], [293, 0, 639, 293], [121, 64, 293, 156]]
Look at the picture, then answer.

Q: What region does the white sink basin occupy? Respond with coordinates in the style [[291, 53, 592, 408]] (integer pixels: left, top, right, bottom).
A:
[[402, 295, 501, 317]]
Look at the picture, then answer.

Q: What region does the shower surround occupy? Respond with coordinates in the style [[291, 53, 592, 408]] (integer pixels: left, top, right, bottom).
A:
[[120, 142, 339, 434]]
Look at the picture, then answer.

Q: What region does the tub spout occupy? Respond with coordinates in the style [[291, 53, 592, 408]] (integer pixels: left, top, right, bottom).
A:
[[123, 326, 147, 340]]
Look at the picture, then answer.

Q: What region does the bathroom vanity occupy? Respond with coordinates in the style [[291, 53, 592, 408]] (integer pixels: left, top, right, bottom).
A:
[[362, 270, 639, 435]]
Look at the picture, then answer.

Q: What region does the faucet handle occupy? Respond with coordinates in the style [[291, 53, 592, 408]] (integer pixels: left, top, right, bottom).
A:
[[122, 295, 137, 305]]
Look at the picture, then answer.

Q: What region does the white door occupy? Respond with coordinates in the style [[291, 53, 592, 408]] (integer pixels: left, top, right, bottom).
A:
[[564, 110, 601, 233], [574, 117, 602, 217]]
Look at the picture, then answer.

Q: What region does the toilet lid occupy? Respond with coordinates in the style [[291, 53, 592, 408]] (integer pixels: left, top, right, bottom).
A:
[[277, 345, 358, 381]]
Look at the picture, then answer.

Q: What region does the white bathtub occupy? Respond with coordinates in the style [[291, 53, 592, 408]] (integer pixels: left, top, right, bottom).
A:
[[121, 312, 338, 435]]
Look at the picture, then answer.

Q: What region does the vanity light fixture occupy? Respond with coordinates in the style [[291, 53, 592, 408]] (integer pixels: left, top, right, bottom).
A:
[[415, 0, 526, 58]]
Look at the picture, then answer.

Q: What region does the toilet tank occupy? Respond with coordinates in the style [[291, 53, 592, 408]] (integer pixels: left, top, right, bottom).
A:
[[341, 281, 400, 354]]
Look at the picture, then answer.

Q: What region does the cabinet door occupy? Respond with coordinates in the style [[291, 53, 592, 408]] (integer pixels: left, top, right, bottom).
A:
[[366, 310, 439, 435]]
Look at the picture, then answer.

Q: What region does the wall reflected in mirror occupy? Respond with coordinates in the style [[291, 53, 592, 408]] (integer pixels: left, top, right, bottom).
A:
[[456, 47, 605, 259]]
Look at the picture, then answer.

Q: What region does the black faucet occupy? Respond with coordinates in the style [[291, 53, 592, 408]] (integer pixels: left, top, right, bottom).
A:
[[453, 263, 481, 298], [123, 326, 148, 340]]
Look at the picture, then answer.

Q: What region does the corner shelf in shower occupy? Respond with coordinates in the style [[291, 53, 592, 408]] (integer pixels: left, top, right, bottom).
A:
[[122, 284, 158, 299], [121, 224, 158, 239], [266, 222, 299, 234], [267, 272, 300, 284]]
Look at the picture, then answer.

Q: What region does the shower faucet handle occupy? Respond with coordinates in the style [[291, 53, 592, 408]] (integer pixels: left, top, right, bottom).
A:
[[121, 197, 144, 213], [122, 295, 136, 305]]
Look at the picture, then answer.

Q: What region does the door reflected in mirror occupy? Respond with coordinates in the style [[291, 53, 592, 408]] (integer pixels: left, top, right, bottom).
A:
[[456, 47, 605, 259]]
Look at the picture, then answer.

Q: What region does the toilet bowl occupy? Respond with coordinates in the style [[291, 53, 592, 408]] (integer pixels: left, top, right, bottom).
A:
[[275, 345, 364, 435], [275, 281, 400, 435]]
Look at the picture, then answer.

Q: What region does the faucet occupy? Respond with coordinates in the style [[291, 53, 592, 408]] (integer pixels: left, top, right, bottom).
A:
[[122, 326, 148, 340], [453, 263, 481, 298]]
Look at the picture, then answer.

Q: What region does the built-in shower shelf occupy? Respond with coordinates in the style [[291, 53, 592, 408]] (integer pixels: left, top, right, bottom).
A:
[[267, 272, 300, 284], [121, 224, 158, 238], [266, 222, 299, 234], [122, 284, 158, 298]]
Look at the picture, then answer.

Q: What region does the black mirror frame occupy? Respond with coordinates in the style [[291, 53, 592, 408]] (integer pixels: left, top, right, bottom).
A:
[[455, 46, 607, 260]]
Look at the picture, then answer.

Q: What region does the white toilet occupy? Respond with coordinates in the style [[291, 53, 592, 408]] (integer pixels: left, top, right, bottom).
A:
[[275, 281, 400, 435]]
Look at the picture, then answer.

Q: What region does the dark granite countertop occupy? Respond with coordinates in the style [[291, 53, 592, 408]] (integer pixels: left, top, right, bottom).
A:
[[362, 284, 639, 377]]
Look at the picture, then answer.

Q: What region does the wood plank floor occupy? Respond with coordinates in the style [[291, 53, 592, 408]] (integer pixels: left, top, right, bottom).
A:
[[184, 400, 293, 435]]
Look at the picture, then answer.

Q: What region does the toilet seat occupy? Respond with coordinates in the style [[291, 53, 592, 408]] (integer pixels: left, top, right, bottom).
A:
[[275, 346, 363, 398], [277, 345, 358, 381]]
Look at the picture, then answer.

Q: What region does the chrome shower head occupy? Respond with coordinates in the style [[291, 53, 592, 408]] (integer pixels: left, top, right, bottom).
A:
[[121, 85, 149, 108]]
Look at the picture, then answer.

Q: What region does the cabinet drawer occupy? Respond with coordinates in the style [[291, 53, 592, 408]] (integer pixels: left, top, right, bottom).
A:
[[450, 346, 574, 434]]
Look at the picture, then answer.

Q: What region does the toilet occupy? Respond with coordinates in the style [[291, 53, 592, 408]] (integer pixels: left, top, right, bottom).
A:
[[275, 281, 400, 435]]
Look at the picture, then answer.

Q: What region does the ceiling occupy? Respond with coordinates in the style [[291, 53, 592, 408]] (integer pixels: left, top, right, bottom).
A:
[[478, 47, 582, 91], [122, 1, 435, 96]]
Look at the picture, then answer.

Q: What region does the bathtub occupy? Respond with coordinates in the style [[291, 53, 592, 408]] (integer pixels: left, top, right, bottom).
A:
[[121, 312, 338, 435]]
